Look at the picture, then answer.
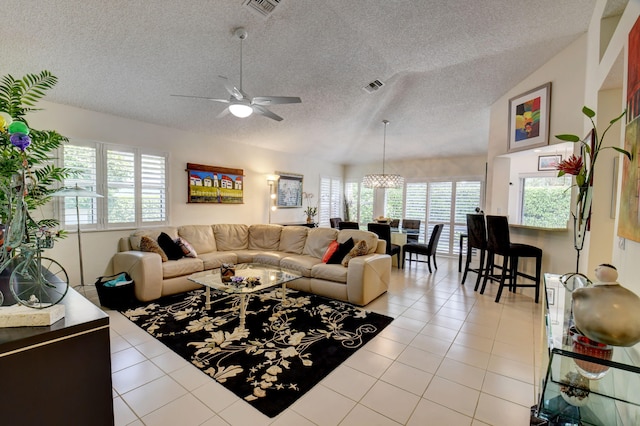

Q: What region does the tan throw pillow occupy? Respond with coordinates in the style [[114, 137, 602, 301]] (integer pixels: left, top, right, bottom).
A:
[[341, 240, 368, 266], [140, 235, 168, 262]]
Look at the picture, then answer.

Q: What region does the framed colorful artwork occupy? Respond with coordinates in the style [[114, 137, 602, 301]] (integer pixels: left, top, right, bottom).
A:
[[618, 16, 640, 242], [276, 172, 303, 208], [508, 82, 552, 153], [538, 154, 562, 171], [186, 163, 244, 204]]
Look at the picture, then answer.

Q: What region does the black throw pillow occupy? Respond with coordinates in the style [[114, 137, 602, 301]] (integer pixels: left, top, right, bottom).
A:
[[327, 237, 355, 264], [157, 232, 184, 261]]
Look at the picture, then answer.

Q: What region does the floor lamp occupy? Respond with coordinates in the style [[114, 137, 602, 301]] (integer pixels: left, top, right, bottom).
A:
[[52, 184, 103, 290]]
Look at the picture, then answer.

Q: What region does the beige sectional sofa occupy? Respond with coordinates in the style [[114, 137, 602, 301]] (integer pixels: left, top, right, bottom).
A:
[[108, 224, 391, 306]]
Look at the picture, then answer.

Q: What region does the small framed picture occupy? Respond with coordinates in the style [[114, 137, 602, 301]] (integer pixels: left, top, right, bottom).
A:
[[538, 155, 562, 171], [508, 82, 552, 153]]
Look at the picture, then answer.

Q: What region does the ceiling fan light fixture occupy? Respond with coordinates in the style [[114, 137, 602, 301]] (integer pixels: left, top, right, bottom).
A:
[[229, 102, 253, 118]]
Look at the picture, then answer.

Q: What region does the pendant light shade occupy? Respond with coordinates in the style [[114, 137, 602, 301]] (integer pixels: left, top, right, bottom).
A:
[[362, 120, 404, 189]]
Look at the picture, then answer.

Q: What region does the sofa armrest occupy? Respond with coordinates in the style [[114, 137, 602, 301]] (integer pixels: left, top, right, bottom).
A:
[[112, 251, 163, 302], [345, 254, 391, 305]]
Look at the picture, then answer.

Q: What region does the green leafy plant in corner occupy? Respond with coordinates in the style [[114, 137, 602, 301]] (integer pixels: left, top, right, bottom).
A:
[[555, 106, 632, 266], [0, 71, 74, 248]]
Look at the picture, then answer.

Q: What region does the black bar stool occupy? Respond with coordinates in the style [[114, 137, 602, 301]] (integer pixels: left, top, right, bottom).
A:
[[480, 215, 542, 303], [461, 214, 487, 291]]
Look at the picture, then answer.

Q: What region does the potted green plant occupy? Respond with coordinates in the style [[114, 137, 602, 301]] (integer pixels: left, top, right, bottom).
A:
[[0, 71, 73, 304]]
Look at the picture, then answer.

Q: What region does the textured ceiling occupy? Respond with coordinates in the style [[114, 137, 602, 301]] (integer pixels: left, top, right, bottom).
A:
[[1, 0, 601, 165]]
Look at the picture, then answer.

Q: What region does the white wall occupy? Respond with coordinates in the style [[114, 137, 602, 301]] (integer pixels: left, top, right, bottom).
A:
[[27, 101, 342, 286], [486, 34, 589, 276]]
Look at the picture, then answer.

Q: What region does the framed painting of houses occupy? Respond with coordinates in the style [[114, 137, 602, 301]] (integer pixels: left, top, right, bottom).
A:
[[276, 172, 303, 207], [186, 163, 244, 204], [508, 82, 551, 153]]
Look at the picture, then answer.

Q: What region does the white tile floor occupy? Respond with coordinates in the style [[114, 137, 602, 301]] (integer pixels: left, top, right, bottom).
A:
[[91, 256, 545, 425]]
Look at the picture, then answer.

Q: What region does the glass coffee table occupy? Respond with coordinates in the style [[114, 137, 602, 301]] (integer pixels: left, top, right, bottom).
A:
[[188, 263, 301, 329]]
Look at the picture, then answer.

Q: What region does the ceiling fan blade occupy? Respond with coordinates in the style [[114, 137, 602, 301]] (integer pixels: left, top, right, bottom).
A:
[[218, 75, 245, 100], [253, 105, 283, 121], [171, 94, 229, 104], [252, 96, 302, 106], [216, 107, 230, 118]]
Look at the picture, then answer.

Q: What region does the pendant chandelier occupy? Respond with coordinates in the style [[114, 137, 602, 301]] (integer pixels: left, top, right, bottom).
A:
[[362, 119, 404, 188]]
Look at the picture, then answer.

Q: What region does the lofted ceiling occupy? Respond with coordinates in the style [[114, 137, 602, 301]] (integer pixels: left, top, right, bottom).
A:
[[1, 0, 606, 165]]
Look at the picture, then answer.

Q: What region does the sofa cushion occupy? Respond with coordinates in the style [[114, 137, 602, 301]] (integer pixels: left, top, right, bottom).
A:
[[253, 252, 289, 267], [278, 226, 308, 254], [130, 227, 178, 250], [140, 236, 168, 262], [162, 257, 204, 279], [311, 263, 348, 283], [158, 232, 185, 260], [178, 225, 216, 254], [214, 224, 249, 251], [303, 228, 339, 259], [341, 239, 369, 266], [280, 255, 322, 277], [198, 251, 237, 270], [232, 249, 263, 264], [248, 224, 283, 250], [337, 230, 379, 255]]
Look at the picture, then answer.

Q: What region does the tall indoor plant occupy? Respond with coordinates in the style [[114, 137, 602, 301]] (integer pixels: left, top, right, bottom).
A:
[[555, 106, 631, 272], [0, 71, 73, 303]]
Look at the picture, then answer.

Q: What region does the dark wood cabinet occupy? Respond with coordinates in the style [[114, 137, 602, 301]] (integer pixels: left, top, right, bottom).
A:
[[0, 288, 113, 426]]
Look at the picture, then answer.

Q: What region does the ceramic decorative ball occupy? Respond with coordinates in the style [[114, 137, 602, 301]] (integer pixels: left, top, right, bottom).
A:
[[572, 264, 640, 347]]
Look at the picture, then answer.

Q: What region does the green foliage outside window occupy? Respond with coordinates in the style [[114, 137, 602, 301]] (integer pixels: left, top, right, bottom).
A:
[[521, 176, 571, 228]]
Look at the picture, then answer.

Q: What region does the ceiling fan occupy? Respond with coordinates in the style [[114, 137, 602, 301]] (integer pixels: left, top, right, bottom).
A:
[[172, 27, 301, 121]]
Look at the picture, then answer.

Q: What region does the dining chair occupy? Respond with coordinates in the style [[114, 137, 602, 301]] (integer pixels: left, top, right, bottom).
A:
[[402, 223, 444, 271], [367, 223, 401, 266], [460, 213, 488, 291], [329, 217, 342, 228], [402, 219, 421, 243], [338, 221, 360, 230], [389, 219, 400, 229], [480, 215, 543, 303]]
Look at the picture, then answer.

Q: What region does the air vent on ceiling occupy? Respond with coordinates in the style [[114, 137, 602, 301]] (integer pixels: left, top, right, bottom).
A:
[[363, 79, 385, 93], [244, 0, 281, 18]]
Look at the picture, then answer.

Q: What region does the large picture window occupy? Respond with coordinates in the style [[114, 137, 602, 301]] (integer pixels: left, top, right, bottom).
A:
[[62, 141, 168, 230]]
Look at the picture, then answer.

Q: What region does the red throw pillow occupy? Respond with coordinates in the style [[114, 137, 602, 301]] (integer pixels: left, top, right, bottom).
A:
[[322, 240, 340, 263]]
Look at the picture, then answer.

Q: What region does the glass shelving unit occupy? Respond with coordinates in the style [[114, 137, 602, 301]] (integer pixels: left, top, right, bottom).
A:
[[532, 274, 640, 425]]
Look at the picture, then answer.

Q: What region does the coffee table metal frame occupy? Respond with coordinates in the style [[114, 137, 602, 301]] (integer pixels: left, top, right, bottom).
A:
[[188, 263, 301, 329]]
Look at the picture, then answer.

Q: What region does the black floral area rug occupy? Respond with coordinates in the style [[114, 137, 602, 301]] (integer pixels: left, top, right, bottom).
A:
[[120, 288, 393, 417]]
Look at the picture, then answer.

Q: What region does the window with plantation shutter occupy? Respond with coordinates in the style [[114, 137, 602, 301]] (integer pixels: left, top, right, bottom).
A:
[[319, 177, 331, 227], [107, 148, 136, 225], [384, 187, 403, 220], [318, 176, 342, 227], [358, 185, 374, 226], [401, 179, 482, 253], [344, 181, 359, 222], [62, 141, 168, 230], [141, 154, 167, 223], [405, 182, 427, 240], [453, 181, 482, 255], [428, 182, 452, 251], [62, 144, 99, 227]]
